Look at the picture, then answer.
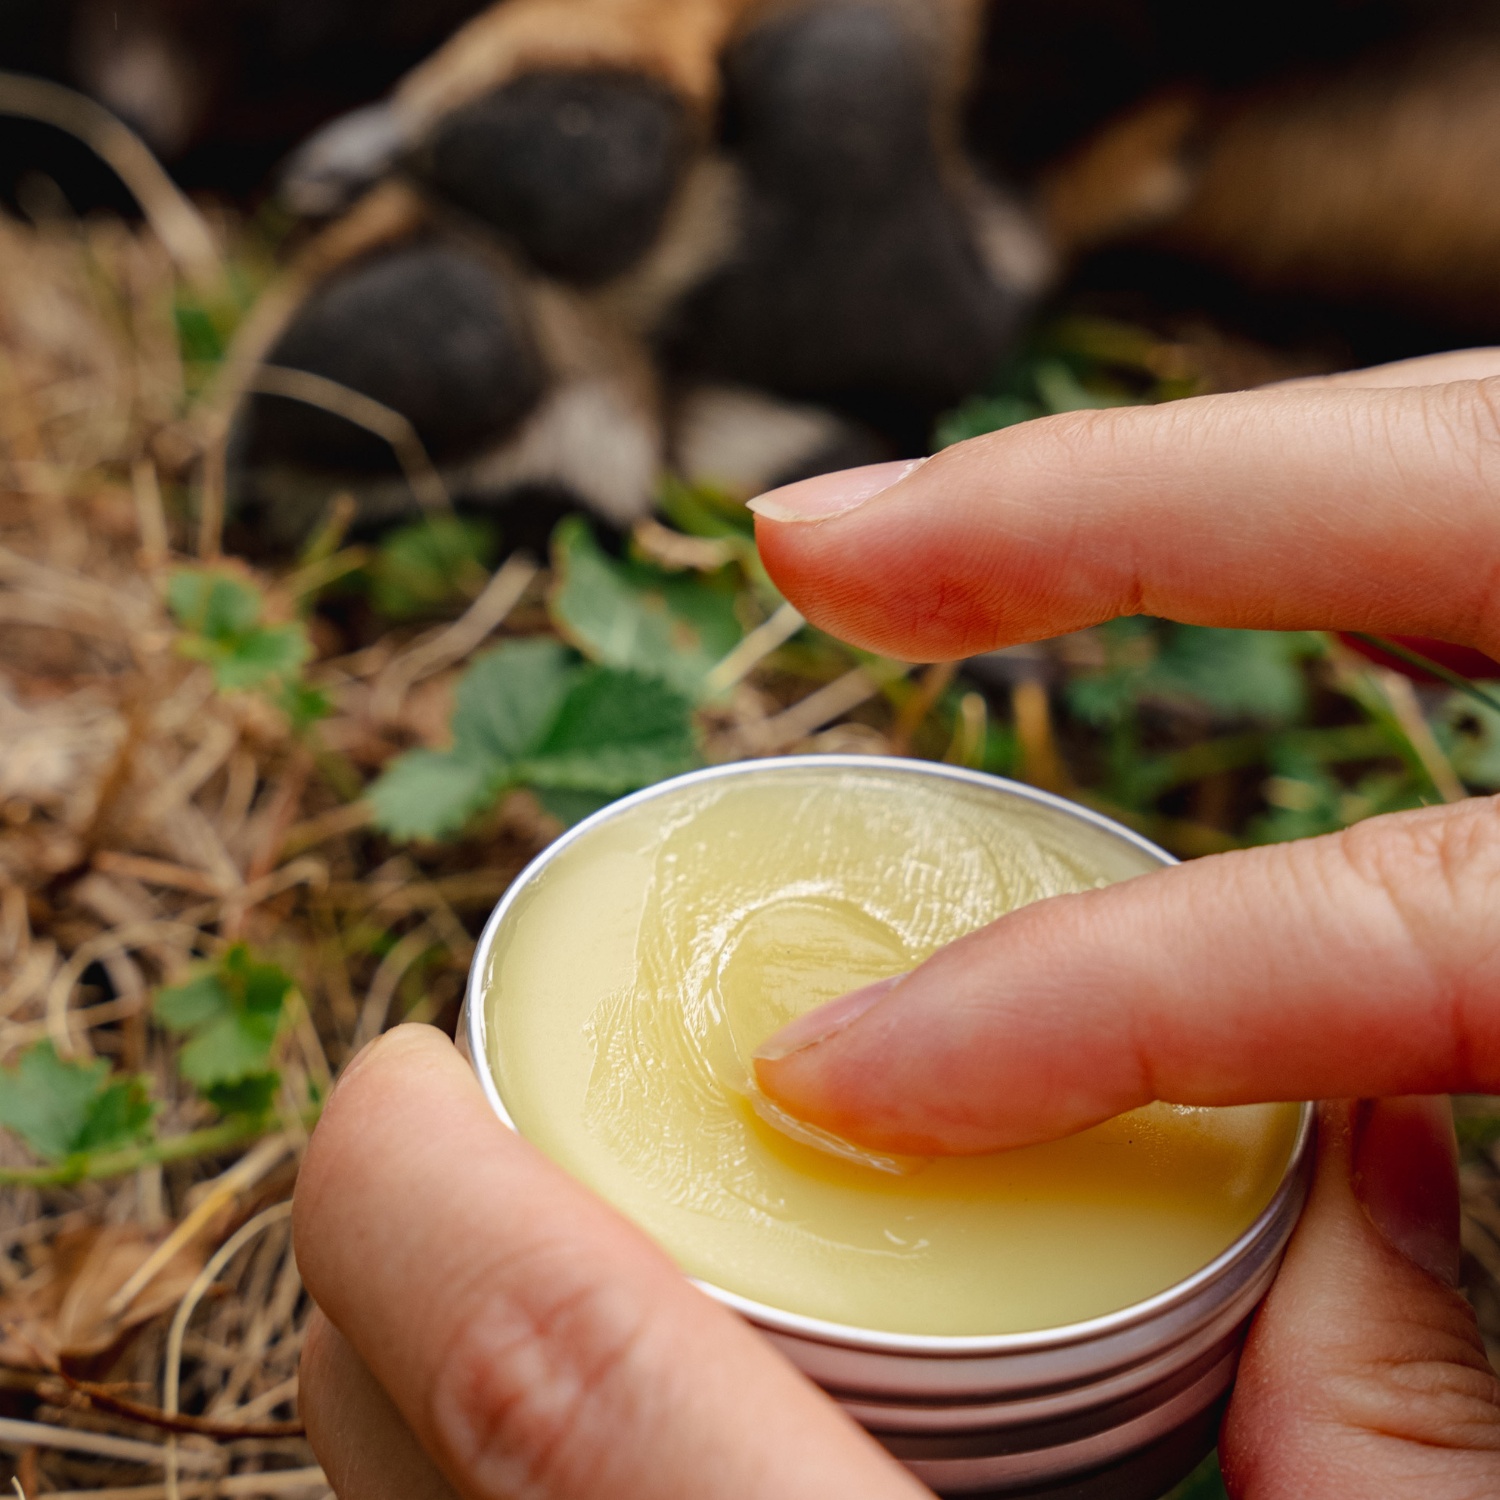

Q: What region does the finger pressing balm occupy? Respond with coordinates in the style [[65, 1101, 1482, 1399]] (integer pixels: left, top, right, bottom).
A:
[[465, 759, 1311, 1497]]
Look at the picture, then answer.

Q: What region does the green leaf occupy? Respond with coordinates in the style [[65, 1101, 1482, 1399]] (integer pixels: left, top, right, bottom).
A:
[[1164, 1452, 1228, 1500], [1064, 617, 1157, 729], [0, 1042, 154, 1162], [536, 788, 614, 826], [204, 1075, 282, 1117], [1066, 622, 1321, 730], [451, 639, 577, 762], [540, 667, 691, 755], [549, 517, 742, 699], [1032, 358, 1137, 415], [178, 1013, 279, 1091], [520, 668, 698, 793], [656, 475, 756, 540], [1247, 752, 1421, 845], [933, 393, 1042, 449], [369, 516, 498, 619], [207, 622, 312, 691], [232, 945, 295, 1019], [168, 570, 261, 639], [154, 945, 293, 1114], [1148, 626, 1321, 725], [72, 1075, 155, 1155], [153, 973, 226, 1030], [368, 747, 503, 841], [169, 568, 314, 696], [175, 301, 226, 365], [521, 741, 698, 793], [1436, 688, 1500, 788], [369, 641, 699, 843], [280, 679, 332, 731]]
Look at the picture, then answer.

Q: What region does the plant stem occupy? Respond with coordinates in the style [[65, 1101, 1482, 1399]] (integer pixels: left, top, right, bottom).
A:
[[0, 1113, 304, 1188], [1128, 722, 1394, 802], [1353, 634, 1500, 716]]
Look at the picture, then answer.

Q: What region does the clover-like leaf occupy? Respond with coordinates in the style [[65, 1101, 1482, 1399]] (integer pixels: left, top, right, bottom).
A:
[[178, 1013, 280, 1094], [369, 516, 498, 619], [534, 788, 614, 827], [549, 517, 742, 699], [519, 668, 698, 793], [368, 746, 502, 842], [280, 678, 333, 732], [203, 621, 311, 691], [168, 567, 315, 697], [152, 972, 225, 1031], [155, 945, 292, 1115], [368, 639, 699, 843], [0, 1042, 153, 1162], [451, 639, 578, 762], [168, 571, 261, 639]]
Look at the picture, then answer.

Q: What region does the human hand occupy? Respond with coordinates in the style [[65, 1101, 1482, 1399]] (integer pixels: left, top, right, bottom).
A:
[[749, 349, 1500, 1496], [295, 352, 1500, 1500], [293, 1024, 929, 1500]]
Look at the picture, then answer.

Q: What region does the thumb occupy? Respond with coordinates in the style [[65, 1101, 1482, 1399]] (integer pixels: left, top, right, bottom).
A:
[[1222, 1097, 1500, 1498]]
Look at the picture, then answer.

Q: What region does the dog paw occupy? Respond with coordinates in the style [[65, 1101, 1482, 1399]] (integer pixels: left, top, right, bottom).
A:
[[232, 0, 1036, 543], [280, 104, 408, 219], [248, 241, 545, 468], [413, 70, 692, 284], [230, 239, 551, 541], [667, 1, 1030, 424]]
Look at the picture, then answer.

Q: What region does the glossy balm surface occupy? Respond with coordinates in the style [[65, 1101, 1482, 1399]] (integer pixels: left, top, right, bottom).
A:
[[482, 766, 1300, 1337]]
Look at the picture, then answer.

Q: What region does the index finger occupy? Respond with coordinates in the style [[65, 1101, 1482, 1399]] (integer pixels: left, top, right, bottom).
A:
[[750, 371, 1500, 661], [753, 797, 1500, 1154]]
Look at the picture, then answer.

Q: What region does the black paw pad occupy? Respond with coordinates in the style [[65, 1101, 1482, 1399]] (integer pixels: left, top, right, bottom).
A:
[[665, 3, 1026, 423], [414, 70, 689, 284], [723, 1, 932, 200], [239, 241, 545, 473]]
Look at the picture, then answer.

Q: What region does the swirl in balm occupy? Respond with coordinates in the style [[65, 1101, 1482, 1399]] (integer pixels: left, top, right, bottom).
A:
[[477, 762, 1300, 1338]]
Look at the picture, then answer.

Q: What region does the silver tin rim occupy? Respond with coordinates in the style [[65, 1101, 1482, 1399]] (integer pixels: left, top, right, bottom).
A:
[[464, 754, 1316, 1359]]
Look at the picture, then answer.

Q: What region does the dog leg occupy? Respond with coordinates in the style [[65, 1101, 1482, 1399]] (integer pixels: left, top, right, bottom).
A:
[[1067, 30, 1500, 330]]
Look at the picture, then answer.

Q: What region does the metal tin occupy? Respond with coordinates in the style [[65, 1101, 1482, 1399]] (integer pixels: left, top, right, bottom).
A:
[[461, 757, 1315, 1498]]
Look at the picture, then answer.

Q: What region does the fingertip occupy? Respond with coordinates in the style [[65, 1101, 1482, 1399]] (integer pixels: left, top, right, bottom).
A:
[[304, 1024, 469, 1169], [753, 501, 1016, 661], [295, 1024, 487, 1278], [746, 459, 928, 523], [357, 1020, 459, 1070], [752, 425, 1130, 660], [1352, 1095, 1462, 1289], [322, 1024, 468, 1122], [759, 381, 1500, 667]]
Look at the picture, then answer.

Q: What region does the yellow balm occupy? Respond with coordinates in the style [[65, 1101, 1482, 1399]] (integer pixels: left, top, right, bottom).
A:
[[480, 764, 1300, 1337]]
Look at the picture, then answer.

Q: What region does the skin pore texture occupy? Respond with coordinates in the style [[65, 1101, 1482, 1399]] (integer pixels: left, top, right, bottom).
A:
[[296, 350, 1500, 1500]]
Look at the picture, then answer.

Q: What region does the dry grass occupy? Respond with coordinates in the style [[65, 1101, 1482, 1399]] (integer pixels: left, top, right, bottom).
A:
[[0, 206, 582, 1494]]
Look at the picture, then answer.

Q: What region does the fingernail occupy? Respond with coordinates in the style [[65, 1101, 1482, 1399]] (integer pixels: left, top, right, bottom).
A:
[[328, 1038, 378, 1103], [328, 1026, 418, 1100], [747, 458, 927, 523], [753, 975, 904, 1062], [1352, 1095, 1461, 1288]]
